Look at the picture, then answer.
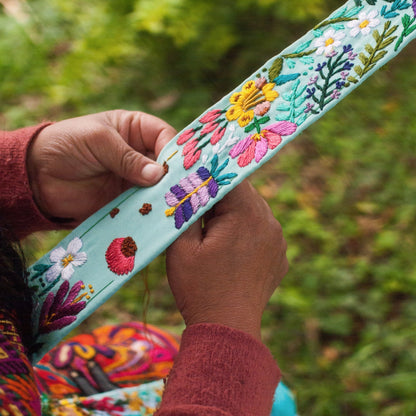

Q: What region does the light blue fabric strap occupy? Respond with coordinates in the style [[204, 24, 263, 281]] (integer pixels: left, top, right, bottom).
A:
[[28, 0, 416, 362]]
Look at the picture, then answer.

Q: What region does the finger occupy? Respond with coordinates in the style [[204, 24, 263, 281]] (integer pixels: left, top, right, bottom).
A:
[[110, 110, 177, 157], [98, 135, 166, 186], [168, 217, 203, 253]]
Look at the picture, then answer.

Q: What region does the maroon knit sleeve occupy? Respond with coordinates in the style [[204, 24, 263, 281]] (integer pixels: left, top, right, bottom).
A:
[[0, 124, 61, 238], [155, 323, 281, 416]]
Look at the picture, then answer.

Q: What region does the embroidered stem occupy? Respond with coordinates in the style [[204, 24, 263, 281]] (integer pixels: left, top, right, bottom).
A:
[[314, 17, 357, 30]]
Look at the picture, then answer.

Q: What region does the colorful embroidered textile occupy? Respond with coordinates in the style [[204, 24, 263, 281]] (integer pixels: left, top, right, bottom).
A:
[[35, 322, 297, 416], [0, 311, 41, 415], [35, 322, 178, 415], [27, 0, 416, 362]]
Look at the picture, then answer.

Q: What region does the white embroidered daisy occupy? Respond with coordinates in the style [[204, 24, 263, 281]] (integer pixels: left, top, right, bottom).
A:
[[313, 29, 346, 57], [46, 237, 87, 282], [347, 10, 380, 37]]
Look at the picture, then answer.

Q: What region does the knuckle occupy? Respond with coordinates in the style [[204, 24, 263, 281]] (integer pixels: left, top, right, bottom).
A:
[[120, 149, 141, 177]]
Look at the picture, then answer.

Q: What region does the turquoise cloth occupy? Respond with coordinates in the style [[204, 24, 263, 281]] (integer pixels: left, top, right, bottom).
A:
[[27, 0, 416, 363]]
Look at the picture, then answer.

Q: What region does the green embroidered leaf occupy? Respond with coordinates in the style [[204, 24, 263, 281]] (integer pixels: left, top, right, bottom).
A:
[[359, 52, 369, 65], [373, 29, 381, 42], [385, 24, 398, 38], [365, 44, 374, 54], [380, 37, 397, 49], [365, 0, 377, 4], [373, 50, 388, 63], [245, 123, 257, 133], [406, 25, 416, 36], [268, 58, 283, 83], [347, 75, 359, 84], [354, 0, 362, 7], [354, 65, 364, 77]]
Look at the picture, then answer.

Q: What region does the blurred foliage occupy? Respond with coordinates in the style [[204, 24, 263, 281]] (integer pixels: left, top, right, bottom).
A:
[[3, 0, 416, 414]]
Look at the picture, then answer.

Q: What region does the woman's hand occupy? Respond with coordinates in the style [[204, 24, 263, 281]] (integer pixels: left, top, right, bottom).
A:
[[166, 180, 288, 341], [27, 110, 176, 224]]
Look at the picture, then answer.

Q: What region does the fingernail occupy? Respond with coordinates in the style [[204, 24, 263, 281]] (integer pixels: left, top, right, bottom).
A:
[[141, 163, 164, 183]]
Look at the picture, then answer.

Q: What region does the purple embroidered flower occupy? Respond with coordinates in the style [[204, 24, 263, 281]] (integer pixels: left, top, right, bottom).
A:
[[342, 61, 354, 71], [308, 75, 319, 85], [336, 80, 345, 90], [305, 103, 315, 113], [315, 62, 327, 72], [306, 87, 316, 99], [39, 280, 87, 334], [413, 0, 416, 17], [331, 89, 341, 100], [340, 71, 349, 80], [343, 44, 353, 53], [348, 50, 358, 60], [165, 156, 237, 229]]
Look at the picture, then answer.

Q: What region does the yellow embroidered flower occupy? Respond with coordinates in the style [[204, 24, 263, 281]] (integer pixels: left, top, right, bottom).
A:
[[225, 78, 278, 127]]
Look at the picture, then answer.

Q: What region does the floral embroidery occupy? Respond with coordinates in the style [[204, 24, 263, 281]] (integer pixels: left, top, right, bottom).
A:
[[229, 121, 297, 167], [351, 20, 398, 80], [225, 78, 278, 127], [395, 12, 416, 50], [176, 109, 228, 169], [165, 155, 237, 229], [305, 44, 356, 113], [347, 10, 380, 36], [38, 281, 87, 334], [105, 237, 137, 275], [46, 238, 87, 282], [313, 29, 346, 56]]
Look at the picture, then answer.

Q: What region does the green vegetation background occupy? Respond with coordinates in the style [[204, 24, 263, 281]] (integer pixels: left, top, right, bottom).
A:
[[2, 0, 416, 414]]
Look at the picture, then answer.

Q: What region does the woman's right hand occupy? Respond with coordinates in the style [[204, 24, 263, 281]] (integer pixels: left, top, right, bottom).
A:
[[166, 180, 288, 341]]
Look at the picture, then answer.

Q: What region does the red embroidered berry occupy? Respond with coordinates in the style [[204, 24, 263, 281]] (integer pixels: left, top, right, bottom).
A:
[[105, 237, 137, 275]]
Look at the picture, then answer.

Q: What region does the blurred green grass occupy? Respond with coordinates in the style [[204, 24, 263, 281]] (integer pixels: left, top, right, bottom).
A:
[[3, 0, 416, 414]]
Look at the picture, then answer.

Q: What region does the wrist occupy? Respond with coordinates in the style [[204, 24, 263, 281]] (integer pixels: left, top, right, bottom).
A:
[[185, 308, 262, 341]]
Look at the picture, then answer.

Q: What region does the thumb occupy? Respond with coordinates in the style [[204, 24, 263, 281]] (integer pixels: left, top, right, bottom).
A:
[[102, 137, 165, 187]]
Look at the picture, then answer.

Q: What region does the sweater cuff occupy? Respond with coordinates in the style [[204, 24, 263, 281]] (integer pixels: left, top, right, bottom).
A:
[[0, 123, 60, 239], [157, 323, 280, 416]]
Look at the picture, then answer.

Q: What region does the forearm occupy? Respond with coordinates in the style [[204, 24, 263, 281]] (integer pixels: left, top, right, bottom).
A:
[[156, 323, 280, 416]]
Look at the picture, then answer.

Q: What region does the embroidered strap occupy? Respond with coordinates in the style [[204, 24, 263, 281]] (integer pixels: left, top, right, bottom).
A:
[[27, 0, 416, 362]]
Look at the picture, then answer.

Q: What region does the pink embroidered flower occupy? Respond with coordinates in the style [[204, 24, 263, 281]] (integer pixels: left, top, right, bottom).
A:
[[105, 237, 137, 275], [182, 139, 202, 169], [229, 121, 297, 167], [182, 138, 198, 156], [184, 149, 202, 170], [255, 76, 267, 89], [199, 109, 222, 124], [177, 128, 195, 145], [200, 120, 219, 135], [210, 126, 226, 145], [254, 101, 271, 116]]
